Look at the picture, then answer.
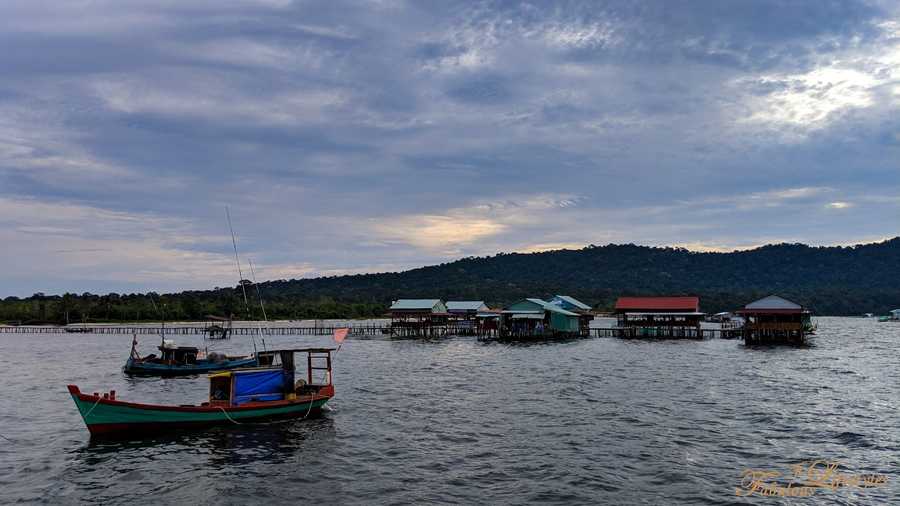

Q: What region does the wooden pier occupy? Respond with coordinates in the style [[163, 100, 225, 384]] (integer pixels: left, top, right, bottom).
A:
[[0, 325, 390, 336], [588, 327, 742, 339], [1, 324, 743, 339]]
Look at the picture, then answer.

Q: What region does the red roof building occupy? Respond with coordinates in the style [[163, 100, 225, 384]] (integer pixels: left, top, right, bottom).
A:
[[614, 296, 700, 313], [613, 296, 704, 338]]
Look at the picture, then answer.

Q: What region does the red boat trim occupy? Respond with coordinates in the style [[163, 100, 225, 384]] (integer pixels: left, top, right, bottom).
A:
[[67, 384, 333, 412]]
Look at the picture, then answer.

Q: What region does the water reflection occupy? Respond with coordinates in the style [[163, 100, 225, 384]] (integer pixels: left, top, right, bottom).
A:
[[71, 415, 335, 467], [5, 318, 899, 504]]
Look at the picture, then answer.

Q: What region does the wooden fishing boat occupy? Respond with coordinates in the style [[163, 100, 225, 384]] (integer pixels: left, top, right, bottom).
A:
[[123, 337, 258, 376], [70, 348, 335, 437]]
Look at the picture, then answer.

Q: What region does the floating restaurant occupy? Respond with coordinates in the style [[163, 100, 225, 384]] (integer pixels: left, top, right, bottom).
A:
[[737, 295, 810, 345], [499, 296, 588, 339], [613, 296, 704, 338], [388, 299, 449, 338]]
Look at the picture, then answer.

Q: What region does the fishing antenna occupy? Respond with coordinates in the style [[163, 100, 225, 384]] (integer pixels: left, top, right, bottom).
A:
[[225, 206, 257, 355], [148, 295, 165, 347], [226, 206, 251, 312], [248, 258, 269, 322], [248, 258, 270, 352]]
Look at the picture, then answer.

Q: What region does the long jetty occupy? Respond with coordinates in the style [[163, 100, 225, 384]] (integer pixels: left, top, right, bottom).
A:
[[589, 327, 742, 339], [0, 324, 742, 339], [0, 325, 389, 336]]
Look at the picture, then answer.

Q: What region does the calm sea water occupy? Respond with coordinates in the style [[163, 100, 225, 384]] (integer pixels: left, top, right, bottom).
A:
[[1, 317, 898, 504]]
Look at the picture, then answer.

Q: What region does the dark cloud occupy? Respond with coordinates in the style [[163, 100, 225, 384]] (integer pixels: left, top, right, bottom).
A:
[[1, 0, 898, 295]]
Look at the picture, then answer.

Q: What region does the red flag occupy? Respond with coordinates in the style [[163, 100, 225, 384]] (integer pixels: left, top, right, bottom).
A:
[[333, 327, 349, 343]]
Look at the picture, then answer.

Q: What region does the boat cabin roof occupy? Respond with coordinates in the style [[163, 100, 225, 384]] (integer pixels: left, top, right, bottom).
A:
[[210, 348, 335, 379], [159, 345, 199, 352], [257, 347, 336, 354]]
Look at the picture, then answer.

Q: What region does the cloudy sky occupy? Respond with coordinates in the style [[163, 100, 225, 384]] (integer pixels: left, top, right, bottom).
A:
[[2, 0, 900, 296]]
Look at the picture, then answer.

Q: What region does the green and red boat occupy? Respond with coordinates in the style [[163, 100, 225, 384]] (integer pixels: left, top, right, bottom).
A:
[[69, 348, 335, 437], [123, 336, 259, 376]]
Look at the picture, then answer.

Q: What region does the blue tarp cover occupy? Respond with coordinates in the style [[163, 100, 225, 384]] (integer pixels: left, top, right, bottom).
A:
[[233, 369, 286, 405]]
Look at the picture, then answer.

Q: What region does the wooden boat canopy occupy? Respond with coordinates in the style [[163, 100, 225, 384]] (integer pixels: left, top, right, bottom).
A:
[[258, 347, 336, 353]]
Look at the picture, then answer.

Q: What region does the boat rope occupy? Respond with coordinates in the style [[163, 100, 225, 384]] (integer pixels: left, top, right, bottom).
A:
[[302, 394, 317, 419], [0, 432, 13, 443], [217, 407, 242, 425], [215, 396, 319, 427]]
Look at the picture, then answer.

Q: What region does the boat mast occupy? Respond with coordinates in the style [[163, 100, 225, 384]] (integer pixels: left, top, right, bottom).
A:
[[148, 296, 165, 348], [248, 258, 271, 351], [225, 206, 257, 355]]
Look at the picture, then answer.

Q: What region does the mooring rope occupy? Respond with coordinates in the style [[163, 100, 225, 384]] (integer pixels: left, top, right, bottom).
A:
[[302, 395, 316, 419], [0, 433, 13, 442], [217, 406, 242, 425]]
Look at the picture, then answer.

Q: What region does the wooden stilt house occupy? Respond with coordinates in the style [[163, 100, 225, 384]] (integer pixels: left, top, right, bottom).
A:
[[548, 295, 594, 335], [447, 301, 488, 335], [500, 298, 583, 339], [737, 295, 810, 345], [389, 299, 449, 338]]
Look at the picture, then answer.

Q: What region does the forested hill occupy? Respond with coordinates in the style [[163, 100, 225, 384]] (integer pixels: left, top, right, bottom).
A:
[[4, 238, 900, 323]]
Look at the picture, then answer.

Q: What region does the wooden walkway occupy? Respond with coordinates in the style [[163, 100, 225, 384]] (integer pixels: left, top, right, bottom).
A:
[[0, 325, 743, 339], [590, 327, 742, 339], [0, 325, 390, 336]]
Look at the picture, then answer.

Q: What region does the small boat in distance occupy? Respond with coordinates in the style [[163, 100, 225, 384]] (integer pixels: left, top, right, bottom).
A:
[[123, 336, 257, 376], [71, 348, 335, 437]]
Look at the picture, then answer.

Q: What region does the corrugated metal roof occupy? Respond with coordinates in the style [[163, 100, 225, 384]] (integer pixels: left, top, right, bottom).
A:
[[446, 301, 486, 311], [551, 295, 591, 310], [744, 295, 802, 310], [390, 299, 443, 310], [544, 305, 579, 317], [503, 298, 577, 316], [615, 296, 699, 312]]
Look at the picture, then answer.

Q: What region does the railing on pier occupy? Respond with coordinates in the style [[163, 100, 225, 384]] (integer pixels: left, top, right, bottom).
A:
[[0, 324, 744, 339], [590, 327, 743, 339], [0, 325, 391, 336]]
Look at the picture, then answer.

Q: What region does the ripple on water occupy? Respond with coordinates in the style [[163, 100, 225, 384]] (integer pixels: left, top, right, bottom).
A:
[[1, 317, 898, 504]]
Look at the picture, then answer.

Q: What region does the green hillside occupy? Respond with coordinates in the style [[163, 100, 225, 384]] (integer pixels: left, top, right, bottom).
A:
[[3, 238, 900, 323]]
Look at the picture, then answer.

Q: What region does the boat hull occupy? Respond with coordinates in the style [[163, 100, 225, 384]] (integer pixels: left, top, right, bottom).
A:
[[68, 385, 332, 436], [123, 357, 258, 376]]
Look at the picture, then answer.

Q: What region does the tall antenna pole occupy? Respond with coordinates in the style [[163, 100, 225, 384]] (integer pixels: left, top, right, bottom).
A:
[[225, 206, 256, 354], [248, 258, 269, 323], [148, 296, 165, 348], [226, 206, 250, 313], [248, 258, 270, 352]]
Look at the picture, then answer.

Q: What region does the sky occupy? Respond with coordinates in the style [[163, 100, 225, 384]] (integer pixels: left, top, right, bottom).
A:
[[2, 0, 900, 297]]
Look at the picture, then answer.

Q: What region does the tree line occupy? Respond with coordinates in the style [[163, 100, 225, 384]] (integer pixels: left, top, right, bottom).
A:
[[3, 238, 900, 323]]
